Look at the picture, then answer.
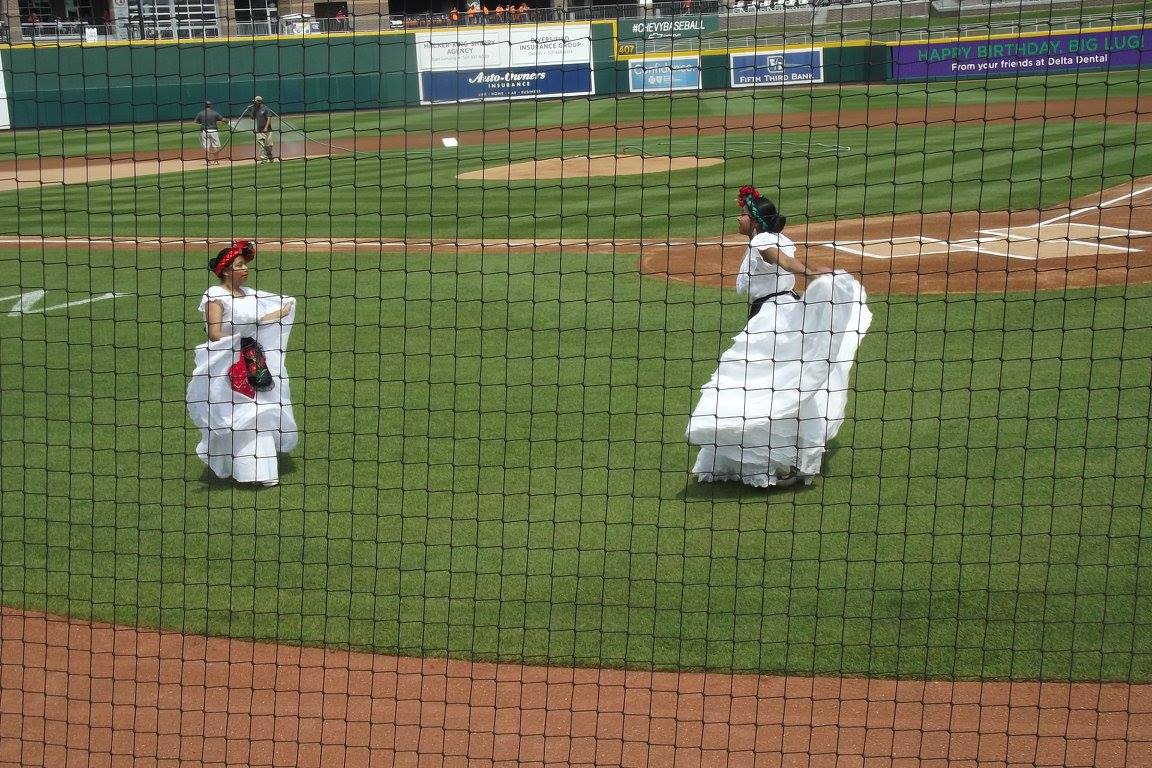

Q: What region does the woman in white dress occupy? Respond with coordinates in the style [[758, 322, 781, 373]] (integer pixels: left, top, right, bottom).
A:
[[186, 240, 298, 487], [686, 185, 872, 488]]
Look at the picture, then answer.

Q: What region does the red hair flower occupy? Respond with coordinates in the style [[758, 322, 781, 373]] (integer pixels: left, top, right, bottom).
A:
[[737, 185, 761, 209]]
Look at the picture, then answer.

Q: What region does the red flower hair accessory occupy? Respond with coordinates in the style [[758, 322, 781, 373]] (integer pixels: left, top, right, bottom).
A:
[[737, 185, 774, 232], [737, 185, 761, 209]]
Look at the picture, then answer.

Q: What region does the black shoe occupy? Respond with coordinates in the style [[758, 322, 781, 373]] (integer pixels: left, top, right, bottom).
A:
[[774, 467, 803, 487]]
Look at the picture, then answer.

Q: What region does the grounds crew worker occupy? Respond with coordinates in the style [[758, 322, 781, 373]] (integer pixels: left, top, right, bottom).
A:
[[193, 101, 227, 165], [250, 96, 275, 163]]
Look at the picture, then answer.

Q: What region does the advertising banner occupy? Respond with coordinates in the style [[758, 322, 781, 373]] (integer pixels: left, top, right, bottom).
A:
[[414, 25, 593, 72], [617, 15, 720, 42], [420, 64, 594, 103], [628, 57, 702, 92], [890, 28, 1152, 79], [730, 48, 825, 87]]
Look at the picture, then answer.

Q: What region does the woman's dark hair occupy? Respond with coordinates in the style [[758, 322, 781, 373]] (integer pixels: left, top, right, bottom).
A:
[[737, 185, 787, 233], [207, 248, 232, 277], [749, 195, 787, 234]]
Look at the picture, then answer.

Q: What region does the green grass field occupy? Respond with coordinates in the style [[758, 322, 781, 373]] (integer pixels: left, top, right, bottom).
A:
[[1, 73, 1150, 682], [4, 120, 1150, 240], [0, 71, 1143, 160]]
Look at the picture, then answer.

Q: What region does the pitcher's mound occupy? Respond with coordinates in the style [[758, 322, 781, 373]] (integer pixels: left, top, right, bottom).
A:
[[457, 154, 724, 181]]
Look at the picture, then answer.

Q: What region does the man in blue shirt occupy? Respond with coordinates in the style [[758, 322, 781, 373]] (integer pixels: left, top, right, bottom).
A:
[[192, 101, 226, 165], [250, 96, 275, 163]]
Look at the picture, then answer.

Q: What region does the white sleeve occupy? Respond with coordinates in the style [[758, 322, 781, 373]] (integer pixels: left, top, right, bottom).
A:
[[735, 249, 753, 295], [197, 285, 229, 314]]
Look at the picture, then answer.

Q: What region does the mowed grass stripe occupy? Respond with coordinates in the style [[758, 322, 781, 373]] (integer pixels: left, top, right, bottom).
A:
[[2, 120, 1151, 240], [0, 71, 1144, 161], [0, 245, 1149, 681]]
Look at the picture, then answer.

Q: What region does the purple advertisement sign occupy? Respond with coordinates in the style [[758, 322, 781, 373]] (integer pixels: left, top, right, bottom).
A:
[[891, 29, 1152, 80]]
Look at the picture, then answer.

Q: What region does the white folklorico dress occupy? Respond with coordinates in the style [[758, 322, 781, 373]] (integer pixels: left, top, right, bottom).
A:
[[186, 285, 298, 484], [686, 231, 872, 487]]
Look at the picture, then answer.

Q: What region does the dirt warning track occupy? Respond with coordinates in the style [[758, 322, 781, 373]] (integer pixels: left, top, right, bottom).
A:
[[2, 607, 1149, 768]]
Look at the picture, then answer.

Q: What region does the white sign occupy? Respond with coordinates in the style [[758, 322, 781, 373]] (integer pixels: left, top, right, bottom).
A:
[[414, 24, 592, 72], [83, 27, 99, 42], [628, 56, 701, 92], [0, 51, 9, 130]]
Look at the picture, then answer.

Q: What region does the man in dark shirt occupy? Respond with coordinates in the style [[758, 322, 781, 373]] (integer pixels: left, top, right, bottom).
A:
[[192, 101, 226, 165], [251, 96, 275, 163]]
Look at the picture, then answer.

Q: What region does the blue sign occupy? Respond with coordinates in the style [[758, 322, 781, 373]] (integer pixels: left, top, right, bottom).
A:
[[628, 57, 702, 92], [730, 49, 825, 87], [420, 64, 594, 104]]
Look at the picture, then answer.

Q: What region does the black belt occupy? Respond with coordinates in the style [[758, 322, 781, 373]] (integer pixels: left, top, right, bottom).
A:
[[748, 290, 799, 319]]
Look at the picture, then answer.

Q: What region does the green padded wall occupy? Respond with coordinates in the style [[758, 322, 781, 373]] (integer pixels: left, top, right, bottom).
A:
[[0, 25, 883, 129]]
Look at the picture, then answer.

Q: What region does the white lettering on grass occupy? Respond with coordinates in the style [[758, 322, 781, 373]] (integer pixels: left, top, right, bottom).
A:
[[6, 290, 45, 316], [6, 290, 127, 316]]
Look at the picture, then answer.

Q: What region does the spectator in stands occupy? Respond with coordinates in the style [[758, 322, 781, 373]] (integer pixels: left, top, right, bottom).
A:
[[24, 10, 39, 39], [482, 4, 491, 22], [335, 7, 347, 29], [494, 4, 505, 21], [450, 6, 459, 22], [466, 3, 477, 23], [517, 2, 528, 20]]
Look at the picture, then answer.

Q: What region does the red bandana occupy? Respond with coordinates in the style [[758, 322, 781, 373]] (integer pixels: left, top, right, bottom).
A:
[[213, 239, 255, 278]]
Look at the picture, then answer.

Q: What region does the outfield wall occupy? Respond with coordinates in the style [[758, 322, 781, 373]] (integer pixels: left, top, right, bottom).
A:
[[612, 42, 884, 93], [0, 26, 619, 129], [0, 28, 882, 130], [0, 34, 413, 129], [0, 21, 1146, 130]]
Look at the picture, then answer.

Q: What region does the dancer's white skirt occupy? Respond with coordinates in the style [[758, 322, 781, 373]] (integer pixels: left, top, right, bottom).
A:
[[186, 299, 298, 484], [687, 271, 872, 487]]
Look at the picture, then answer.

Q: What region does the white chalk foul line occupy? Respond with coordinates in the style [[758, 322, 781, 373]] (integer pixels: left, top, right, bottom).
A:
[[6, 289, 45, 316], [1039, 184, 1152, 226], [1060, 239, 1133, 253], [5, 290, 129, 317]]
